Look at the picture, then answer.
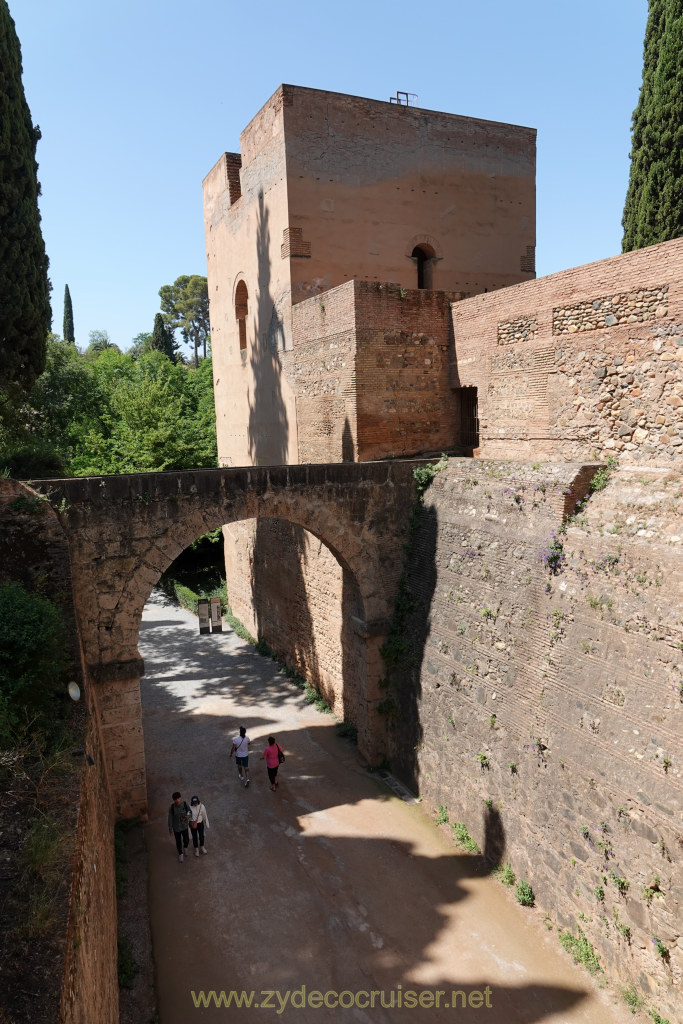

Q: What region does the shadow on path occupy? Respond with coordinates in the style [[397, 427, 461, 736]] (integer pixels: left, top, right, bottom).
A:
[[138, 591, 620, 1024]]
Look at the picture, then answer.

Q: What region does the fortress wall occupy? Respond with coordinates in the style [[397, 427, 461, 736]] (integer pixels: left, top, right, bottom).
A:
[[288, 280, 466, 462], [59, 710, 118, 1024], [354, 282, 464, 459], [282, 85, 536, 303], [0, 480, 118, 1024], [452, 237, 683, 464], [389, 459, 682, 1019], [287, 278, 358, 463]]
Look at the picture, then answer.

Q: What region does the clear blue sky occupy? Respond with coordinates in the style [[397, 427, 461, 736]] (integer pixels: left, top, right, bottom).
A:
[[13, 0, 647, 355]]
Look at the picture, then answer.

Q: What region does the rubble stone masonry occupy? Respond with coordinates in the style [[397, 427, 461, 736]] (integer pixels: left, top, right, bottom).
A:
[[452, 237, 683, 464], [389, 458, 682, 1019]]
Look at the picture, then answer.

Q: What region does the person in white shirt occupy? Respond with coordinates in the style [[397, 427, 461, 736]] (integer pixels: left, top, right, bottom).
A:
[[189, 795, 210, 856], [229, 726, 251, 787]]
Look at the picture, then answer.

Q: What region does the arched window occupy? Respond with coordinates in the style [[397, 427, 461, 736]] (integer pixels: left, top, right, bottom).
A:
[[235, 281, 248, 351], [411, 244, 435, 289]]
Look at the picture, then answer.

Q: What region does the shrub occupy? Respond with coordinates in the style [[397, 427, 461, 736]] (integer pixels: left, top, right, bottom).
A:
[[452, 823, 479, 854], [436, 804, 449, 825], [515, 880, 535, 907], [559, 927, 601, 975], [0, 582, 70, 745], [497, 863, 515, 887]]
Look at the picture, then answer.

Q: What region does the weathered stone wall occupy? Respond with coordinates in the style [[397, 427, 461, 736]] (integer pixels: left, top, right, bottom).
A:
[[31, 463, 421, 791], [354, 283, 464, 459], [59, 710, 118, 1024], [287, 279, 358, 463], [451, 237, 683, 464], [389, 459, 682, 1019], [0, 480, 118, 1024], [287, 280, 467, 462]]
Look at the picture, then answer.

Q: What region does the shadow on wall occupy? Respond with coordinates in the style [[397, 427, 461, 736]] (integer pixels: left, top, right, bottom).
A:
[[389, 496, 509, 870], [342, 416, 354, 462], [247, 193, 321, 689], [391, 502, 439, 792]]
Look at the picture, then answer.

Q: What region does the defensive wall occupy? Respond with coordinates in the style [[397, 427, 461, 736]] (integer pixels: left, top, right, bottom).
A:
[[219, 238, 683, 1017], [229, 239, 683, 740], [451, 236, 683, 463], [204, 83, 536, 468], [386, 457, 682, 1020]]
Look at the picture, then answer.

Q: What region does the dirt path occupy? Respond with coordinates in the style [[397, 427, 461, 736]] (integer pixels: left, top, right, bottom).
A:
[[139, 592, 624, 1023]]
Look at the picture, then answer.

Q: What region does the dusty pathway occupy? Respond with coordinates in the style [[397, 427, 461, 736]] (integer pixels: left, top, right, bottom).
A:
[[140, 592, 623, 1024]]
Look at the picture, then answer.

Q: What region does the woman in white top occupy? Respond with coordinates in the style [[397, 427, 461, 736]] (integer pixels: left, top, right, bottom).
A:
[[189, 795, 210, 856]]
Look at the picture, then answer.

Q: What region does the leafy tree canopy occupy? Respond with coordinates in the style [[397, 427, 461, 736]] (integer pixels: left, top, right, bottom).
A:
[[85, 328, 120, 357], [159, 275, 210, 367]]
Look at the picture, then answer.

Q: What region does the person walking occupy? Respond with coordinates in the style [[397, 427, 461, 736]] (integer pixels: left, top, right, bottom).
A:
[[229, 725, 251, 787], [189, 795, 210, 856], [168, 791, 191, 862], [261, 736, 283, 792]]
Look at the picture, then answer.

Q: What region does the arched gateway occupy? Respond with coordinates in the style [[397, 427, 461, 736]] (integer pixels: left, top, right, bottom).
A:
[[29, 461, 422, 817]]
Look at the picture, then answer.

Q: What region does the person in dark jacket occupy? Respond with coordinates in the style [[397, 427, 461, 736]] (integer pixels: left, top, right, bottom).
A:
[[168, 791, 191, 861]]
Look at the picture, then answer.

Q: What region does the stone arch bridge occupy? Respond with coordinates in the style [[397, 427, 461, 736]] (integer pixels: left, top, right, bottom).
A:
[[28, 461, 423, 816]]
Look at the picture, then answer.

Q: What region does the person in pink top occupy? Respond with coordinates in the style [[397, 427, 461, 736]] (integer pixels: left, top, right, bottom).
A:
[[262, 736, 283, 791]]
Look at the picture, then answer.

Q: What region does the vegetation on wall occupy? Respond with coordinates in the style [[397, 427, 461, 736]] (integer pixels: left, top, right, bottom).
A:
[[622, 0, 683, 251]]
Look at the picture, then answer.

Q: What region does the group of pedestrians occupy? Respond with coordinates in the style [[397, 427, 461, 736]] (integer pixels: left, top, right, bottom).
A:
[[168, 725, 285, 862], [167, 793, 210, 862], [229, 726, 284, 792]]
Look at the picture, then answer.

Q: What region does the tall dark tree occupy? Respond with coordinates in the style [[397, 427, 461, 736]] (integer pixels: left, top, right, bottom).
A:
[[63, 283, 75, 343], [159, 275, 209, 368], [0, 1, 51, 393], [151, 312, 178, 361], [622, 0, 683, 251]]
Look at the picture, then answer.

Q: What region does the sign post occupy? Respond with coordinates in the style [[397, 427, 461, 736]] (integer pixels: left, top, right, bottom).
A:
[[198, 598, 210, 635], [210, 596, 223, 633]]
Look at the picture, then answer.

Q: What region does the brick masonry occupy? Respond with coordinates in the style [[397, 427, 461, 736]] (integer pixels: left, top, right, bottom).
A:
[[388, 458, 682, 1019], [452, 237, 683, 463]]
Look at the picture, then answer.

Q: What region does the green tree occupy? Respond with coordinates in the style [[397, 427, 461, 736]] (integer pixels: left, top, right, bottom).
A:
[[127, 331, 152, 360], [151, 312, 179, 361], [86, 329, 120, 357], [70, 350, 217, 475], [0, 0, 51, 396], [63, 283, 74, 343], [159, 275, 209, 367], [622, 0, 683, 251], [0, 335, 98, 476]]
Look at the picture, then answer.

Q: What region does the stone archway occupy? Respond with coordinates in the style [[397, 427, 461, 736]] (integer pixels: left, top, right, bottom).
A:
[[30, 462, 422, 816]]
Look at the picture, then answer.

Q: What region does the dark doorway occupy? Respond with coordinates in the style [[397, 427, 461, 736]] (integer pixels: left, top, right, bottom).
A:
[[459, 386, 479, 448]]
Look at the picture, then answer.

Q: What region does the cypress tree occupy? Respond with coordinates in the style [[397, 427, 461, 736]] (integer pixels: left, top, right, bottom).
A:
[[63, 283, 74, 343], [622, 0, 683, 251], [0, 0, 51, 392], [151, 312, 177, 361]]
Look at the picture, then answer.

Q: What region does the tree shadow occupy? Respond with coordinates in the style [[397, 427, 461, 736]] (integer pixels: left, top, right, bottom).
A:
[[245, 192, 322, 698]]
